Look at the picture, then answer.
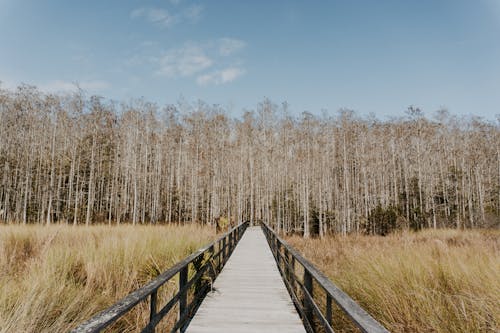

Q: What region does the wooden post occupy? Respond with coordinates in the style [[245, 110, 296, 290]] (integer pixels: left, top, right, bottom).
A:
[[222, 237, 227, 264], [276, 241, 281, 267], [304, 270, 314, 329], [149, 290, 157, 333], [218, 239, 222, 271], [273, 234, 277, 255], [179, 266, 188, 333], [283, 247, 290, 283], [230, 231, 234, 252], [206, 245, 214, 293], [326, 294, 332, 326], [193, 256, 203, 297]]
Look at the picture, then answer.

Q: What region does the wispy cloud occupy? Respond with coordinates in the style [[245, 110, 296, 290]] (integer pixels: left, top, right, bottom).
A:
[[39, 80, 111, 93], [130, 8, 177, 28], [1, 79, 111, 93], [130, 4, 203, 28], [137, 38, 246, 85], [196, 67, 245, 86], [183, 5, 203, 23], [218, 38, 246, 56], [157, 44, 213, 77]]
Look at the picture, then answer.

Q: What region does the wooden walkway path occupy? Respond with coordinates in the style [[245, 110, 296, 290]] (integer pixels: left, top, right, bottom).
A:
[[187, 226, 305, 333], [72, 223, 388, 333]]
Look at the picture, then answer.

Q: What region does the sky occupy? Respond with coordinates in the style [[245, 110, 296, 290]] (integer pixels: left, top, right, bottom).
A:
[[0, 0, 499, 120]]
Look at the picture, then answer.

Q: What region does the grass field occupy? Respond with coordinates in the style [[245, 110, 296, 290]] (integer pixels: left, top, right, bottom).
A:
[[2, 225, 498, 333], [287, 229, 500, 333], [0, 224, 214, 333]]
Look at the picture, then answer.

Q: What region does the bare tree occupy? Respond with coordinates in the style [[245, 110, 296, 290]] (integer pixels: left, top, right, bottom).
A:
[[0, 85, 498, 234]]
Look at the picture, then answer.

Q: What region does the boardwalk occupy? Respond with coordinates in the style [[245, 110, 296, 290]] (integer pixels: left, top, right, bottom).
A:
[[187, 226, 305, 333]]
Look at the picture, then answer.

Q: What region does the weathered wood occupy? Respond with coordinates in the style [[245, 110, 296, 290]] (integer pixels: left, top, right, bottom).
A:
[[187, 227, 305, 333], [261, 223, 390, 333], [71, 258, 191, 333], [73, 222, 388, 333], [149, 290, 157, 333], [179, 266, 188, 333], [71, 223, 248, 333], [326, 295, 332, 326], [222, 237, 227, 263], [303, 270, 314, 329]]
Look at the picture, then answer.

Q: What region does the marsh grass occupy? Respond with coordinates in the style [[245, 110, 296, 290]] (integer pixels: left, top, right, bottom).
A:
[[0, 224, 214, 333], [287, 229, 500, 333]]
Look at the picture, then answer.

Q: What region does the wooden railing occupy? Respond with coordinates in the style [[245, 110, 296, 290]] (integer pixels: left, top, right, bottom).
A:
[[261, 223, 390, 333], [72, 222, 248, 333]]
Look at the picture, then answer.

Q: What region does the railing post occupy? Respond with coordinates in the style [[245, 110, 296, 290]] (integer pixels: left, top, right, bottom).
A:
[[276, 240, 281, 267], [193, 255, 204, 297], [326, 294, 332, 326], [274, 235, 279, 258], [271, 233, 275, 252], [149, 290, 157, 333], [179, 266, 188, 333], [304, 270, 314, 329], [222, 237, 227, 264], [218, 239, 222, 271], [284, 247, 290, 285], [230, 231, 234, 252], [208, 244, 215, 281]]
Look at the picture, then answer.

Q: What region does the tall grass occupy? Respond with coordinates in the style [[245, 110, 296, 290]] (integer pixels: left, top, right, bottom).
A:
[[287, 229, 500, 333], [0, 224, 214, 333]]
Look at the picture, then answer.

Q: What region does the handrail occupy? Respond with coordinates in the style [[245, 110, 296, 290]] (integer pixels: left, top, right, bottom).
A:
[[261, 223, 390, 333], [72, 222, 248, 333]]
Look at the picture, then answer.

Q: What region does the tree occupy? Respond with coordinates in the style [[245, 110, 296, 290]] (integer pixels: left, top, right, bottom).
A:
[[0, 85, 498, 232]]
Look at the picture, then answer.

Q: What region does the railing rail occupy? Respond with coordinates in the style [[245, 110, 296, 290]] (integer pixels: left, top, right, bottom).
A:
[[72, 222, 248, 333], [261, 223, 390, 333]]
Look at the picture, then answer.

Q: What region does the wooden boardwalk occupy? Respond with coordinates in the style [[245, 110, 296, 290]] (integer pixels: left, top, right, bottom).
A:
[[187, 226, 305, 333]]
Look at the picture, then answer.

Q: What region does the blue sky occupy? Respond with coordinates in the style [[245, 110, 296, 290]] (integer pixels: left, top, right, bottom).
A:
[[1, 0, 499, 119]]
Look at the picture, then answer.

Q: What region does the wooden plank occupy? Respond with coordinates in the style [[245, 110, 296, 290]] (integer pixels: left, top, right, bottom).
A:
[[187, 227, 305, 333]]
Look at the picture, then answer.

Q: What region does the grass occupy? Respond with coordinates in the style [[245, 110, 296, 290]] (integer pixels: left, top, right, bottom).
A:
[[287, 229, 500, 333], [0, 224, 215, 333]]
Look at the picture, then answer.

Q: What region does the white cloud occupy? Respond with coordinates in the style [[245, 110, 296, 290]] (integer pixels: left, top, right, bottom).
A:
[[218, 38, 246, 56], [131, 8, 177, 27], [137, 37, 247, 84], [39, 80, 111, 93], [183, 5, 203, 23], [1, 79, 110, 93], [157, 44, 213, 77], [130, 4, 203, 28], [196, 67, 245, 86]]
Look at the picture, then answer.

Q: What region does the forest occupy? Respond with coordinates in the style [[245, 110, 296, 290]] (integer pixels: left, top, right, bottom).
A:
[[0, 84, 499, 235]]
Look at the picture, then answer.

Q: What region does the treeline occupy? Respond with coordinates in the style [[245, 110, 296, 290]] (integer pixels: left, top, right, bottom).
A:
[[0, 85, 499, 235]]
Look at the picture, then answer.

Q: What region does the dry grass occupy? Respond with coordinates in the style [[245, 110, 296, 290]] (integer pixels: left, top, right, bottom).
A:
[[287, 229, 500, 333], [0, 224, 215, 333]]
